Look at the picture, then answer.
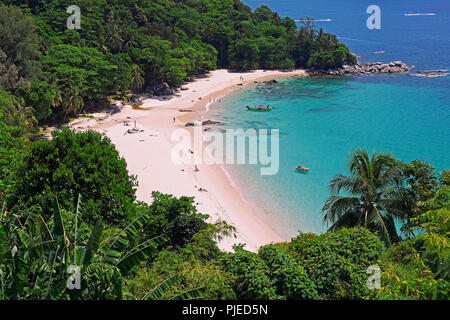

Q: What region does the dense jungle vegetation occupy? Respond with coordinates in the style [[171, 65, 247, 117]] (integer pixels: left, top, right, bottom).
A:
[[0, 0, 355, 130], [0, 128, 448, 300]]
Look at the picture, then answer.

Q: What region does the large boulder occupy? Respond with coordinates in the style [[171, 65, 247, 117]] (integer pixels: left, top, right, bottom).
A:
[[147, 81, 174, 96]]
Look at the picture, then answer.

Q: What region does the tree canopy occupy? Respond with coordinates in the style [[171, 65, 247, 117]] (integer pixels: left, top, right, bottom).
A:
[[0, 1, 355, 124]]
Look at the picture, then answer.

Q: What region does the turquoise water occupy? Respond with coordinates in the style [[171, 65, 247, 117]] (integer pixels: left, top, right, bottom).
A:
[[207, 75, 449, 234], [206, 0, 450, 235]]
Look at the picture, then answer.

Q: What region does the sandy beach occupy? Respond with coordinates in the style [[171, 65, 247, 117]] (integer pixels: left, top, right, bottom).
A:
[[69, 69, 307, 252]]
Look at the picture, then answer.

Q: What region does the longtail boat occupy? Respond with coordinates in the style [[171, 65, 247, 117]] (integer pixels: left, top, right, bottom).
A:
[[296, 166, 309, 172], [246, 105, 273, 111]]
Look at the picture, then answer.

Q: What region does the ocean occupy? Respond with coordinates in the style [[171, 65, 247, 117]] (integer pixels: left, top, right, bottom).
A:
[[206, 0, 450, 235]]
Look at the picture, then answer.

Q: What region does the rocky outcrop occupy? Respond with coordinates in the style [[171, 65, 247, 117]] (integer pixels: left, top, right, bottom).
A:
[[309, 61, 413, 76], [147, 81, 174, 96], [185, 120, 225, 127], [129, 94, 144, 105], [204, 127, 226, 133], [201, 120, 224, 126], [263, 79, 279, 84]]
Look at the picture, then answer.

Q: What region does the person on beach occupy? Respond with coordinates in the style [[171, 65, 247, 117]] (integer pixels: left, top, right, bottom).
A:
[[173, 117, 175, 123]]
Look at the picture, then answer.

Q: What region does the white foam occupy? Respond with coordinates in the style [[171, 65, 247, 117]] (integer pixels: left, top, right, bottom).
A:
[[296, 18, 332, 22], [411, 73, 448, 78], [404, 13, 436, 16]]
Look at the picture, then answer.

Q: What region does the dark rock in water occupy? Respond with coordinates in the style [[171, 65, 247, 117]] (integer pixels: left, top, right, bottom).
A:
[[204, 127, 226, 133], [147, 81, 174, 96], [263, 79, 278, 85], [309, 61, 413, 76], [179, 109, 194, 112], [202, 120, 224, 126], [185, 120, 225, 127]]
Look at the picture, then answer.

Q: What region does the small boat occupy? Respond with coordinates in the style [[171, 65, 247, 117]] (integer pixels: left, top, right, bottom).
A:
[[246, 105, 273, 111], [296, 166, 309, 172]]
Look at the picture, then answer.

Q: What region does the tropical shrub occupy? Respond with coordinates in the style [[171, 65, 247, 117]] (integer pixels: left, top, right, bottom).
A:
[[259, 245, 318, 299], [9, 128, 137, 226], [292, 228, 383, 299]]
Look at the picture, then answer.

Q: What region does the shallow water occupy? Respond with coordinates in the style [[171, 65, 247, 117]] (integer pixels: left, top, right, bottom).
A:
[[205, 0, 450, 235]]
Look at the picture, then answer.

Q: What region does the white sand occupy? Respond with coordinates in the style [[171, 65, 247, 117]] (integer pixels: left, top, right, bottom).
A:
[[69, 69, 307, 252]]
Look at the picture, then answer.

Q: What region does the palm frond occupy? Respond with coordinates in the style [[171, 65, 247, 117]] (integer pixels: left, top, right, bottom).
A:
[[83, 220, 104, 266], [171, 287, 206, 300], [327, 209, 361, 231], [116, 236, 163, 275], [142, 274, 179, 300], [103, 214, 149, 265], [322, 195, 360, 225], [51, 197, 65, 239]]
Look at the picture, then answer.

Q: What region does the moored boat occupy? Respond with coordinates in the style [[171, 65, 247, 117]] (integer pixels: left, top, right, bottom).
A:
[[246, 105, 273, 111], [296, 166, 309, 172]]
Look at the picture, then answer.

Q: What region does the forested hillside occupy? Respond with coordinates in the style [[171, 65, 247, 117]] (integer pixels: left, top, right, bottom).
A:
[[0, 0, 355, 131]]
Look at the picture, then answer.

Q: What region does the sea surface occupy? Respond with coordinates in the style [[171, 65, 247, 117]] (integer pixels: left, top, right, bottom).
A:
[[206, 0, 450, 235]]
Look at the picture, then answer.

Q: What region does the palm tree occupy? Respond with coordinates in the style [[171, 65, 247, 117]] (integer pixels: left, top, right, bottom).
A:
[[130, 64, 145, 92], [61, 85, 84, 120], [322, 148, 413, 246]]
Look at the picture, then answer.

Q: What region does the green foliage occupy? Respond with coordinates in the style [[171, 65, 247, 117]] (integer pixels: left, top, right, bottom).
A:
[[379, 239, 449, 300], [413, 188, 450, 281], [440, 170, 450, 186], [42, 45, 128, 117], [17, 81, 62, 121], [258, 245, 318, 299], [228, 38, 260, 71], [0, 1, 356, 126], [322, 148, 413, 246], [401, 160, 439, 203], [222, 247, 278, 299], [0, 195, 164, 300], [168, 214, 208, 248], [0, 5, 41, 90], [1, 1, 448, 303], [9, 128, 137, 226], [127, 250, 235, 300], [0, 121, 23, 196], [291, 228, 383, 299], [140, 192, 203, 241], [295, 19, 356, 69], [0, 87, 38, 138]]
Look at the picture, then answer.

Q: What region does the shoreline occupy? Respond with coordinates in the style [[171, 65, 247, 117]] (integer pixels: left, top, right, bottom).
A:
[[68, 69, 307, 252]]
